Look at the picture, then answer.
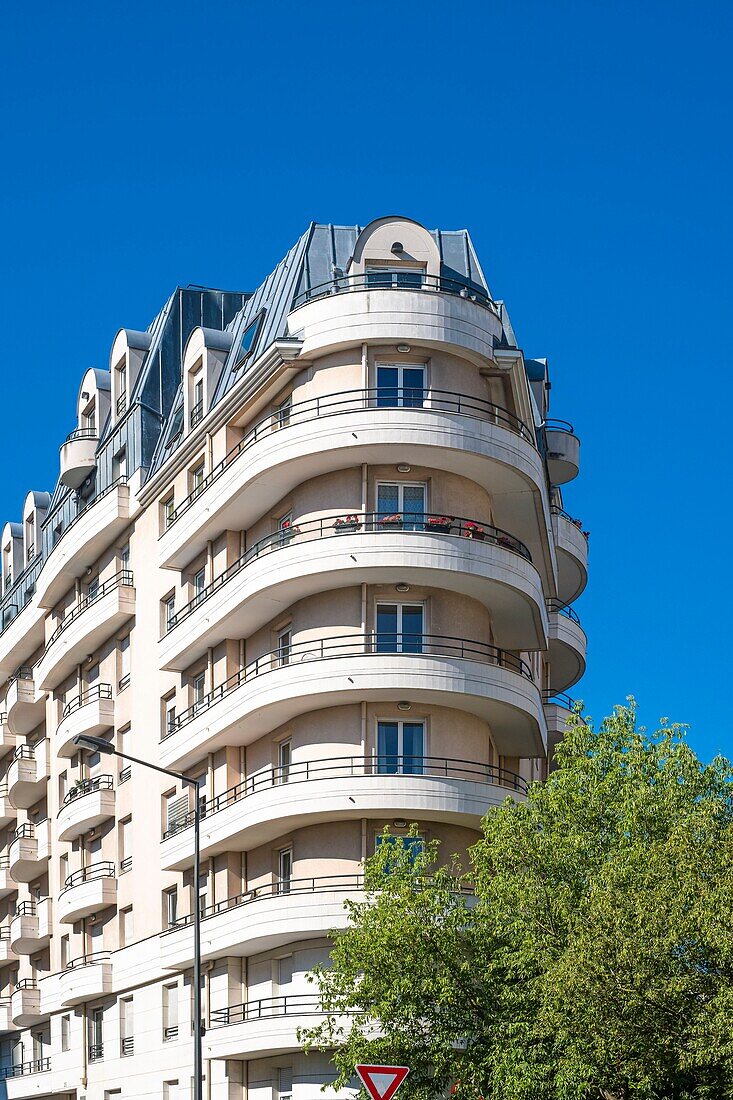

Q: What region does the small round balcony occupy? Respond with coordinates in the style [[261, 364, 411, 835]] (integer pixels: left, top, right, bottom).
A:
[[543, 691, 582, 767], [5, 668, 44, 737], [0, 926, 18, 968], [546, 600, 587, 691], [0, 715, 16, 758], [0, 856, 16, 900], [160, 512, 547, 672], [58, 862, 117, 924], [9, 898, 52, 954], [0, 997, 15, 1032], [57, 775, 115, 841], [59, 427, 98, 489], [57, 952, 112, 1007], [7, 744, 49, 809], [9, 821, 50, 882], [544, 419, 580, 484], [160, 633, 546, 772], [551, 506, 588, 603], [0, 784, 16, 829], [10, 979, 44, 1026], [55, 684, 114, 758]]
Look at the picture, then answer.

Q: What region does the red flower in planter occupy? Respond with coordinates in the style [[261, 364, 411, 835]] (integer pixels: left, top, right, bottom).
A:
[[463, 521, 485, 539], [379, 514, 403, 525]]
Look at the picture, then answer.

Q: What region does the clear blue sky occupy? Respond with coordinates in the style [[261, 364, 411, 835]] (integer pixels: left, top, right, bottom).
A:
[[1, 1, 730, 760]]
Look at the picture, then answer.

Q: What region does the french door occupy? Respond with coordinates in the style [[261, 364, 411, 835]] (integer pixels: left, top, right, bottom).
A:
[[375, 603, 424, 654], [376, 363, 425, 408], [376, 482, 426, 530], [377, 720, 424, 774]]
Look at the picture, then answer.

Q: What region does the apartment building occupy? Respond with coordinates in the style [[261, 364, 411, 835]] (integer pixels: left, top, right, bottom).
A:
[[0, 216, 587, 1100]]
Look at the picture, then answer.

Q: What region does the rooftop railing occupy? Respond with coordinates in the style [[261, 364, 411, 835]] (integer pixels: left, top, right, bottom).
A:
[[291, 270, 499, 314], [165, 512, 531, 633], [163, 387, 535, 529]]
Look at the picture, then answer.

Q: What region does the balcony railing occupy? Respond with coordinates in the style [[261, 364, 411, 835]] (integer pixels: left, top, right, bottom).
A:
[[120, 1036, 134, 1056], [546, 599, 582, 625], [0, 1058, 50, 1078], [210, 993, 325, 1028], [162, 633, 533, 742], [47, 570, 133, 648], [62, 861, 115, 892], [0, 855, 10, 870], [15, 900, 40, 918], [163, 1024, 179, 1041], [9, 666, 33, 685], [543, 418, 575, 434], [550, 505, 589, 541], [61, 682, 113, 720], [116, 392, 127, 416], [165, 512, 531, 633], [12, 745, 35, 764], [13, 822, 37, 841], [162, 388, 535, 530], [162, 755, 528, 839], [39, 476, 128, 565], [0, 925, 10, 941], [62, 774, 114, 806], [65, 950, 111, 970], [64, 427, 98, 443], [14, 978, 37, 991], [190, 399, 204, 429], [119, 765, 131, 784], [88, 1044, 104, 1063], [292, 270, 499, 313], [542, 690, 578, 710]]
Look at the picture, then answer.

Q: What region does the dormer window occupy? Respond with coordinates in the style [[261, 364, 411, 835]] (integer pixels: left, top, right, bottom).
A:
[[190, 372, 204, 429], [25, 514, 34, 562], [115, 359, 127, 417], [365, 263, 425, 289], [82, 397, 96, 433], [234, 312, 264, 372]]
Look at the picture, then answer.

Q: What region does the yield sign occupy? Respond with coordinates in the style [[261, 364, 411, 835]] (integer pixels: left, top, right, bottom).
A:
[[356, 1065, 410, 1100]]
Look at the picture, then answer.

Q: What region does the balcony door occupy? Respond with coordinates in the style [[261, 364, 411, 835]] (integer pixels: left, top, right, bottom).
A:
[[376, 483, 426, 530], [375, 364, 425, 408], [377, 720, 424, 774], [375, 603, 424, 654]]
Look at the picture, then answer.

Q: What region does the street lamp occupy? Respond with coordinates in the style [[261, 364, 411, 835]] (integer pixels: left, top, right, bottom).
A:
[[73, 733, 204, 1100]]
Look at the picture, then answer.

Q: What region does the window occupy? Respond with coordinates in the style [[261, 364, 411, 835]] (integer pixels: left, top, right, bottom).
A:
[[163, 1082, 179, 1100], [277, 739, 291, 784], [376, 482, 426, 530], [192, 671, 205, 710], [366, 264, 425, 290], [375, 362, 426, 408], [120, 817, 132, 872], [190, 463, 205, 499], [118, 725, 131, 782], [276, 628, 292, 667], [277, 954, 293, 992], [25, 514, 35, 562], [276, 848, 293, 894], [162, 494, 175, 531], [163, 983, 179, 1040], [58, 771, 68, 803], [377, 720, 424, 774], [116, 360, 127, 417], [83, 398, 97, 431], [60, 852, 69, 887], [86, 575, 99, 602], [165, 791, 188, 835], [112, 446, 127, 481], [163, 593, 176, 632], [120, 997, 133, 1056], [198, 869, 208, 918], [164, 886, 178, 927], [60, 934, 69, 969], [164, 694, 177, 738], [120, 542, 130, 570], [61, 1014, 71, 1051], [191, 568, 206, 605], [375, 603, 424, 653], [278, 512, 295, 543], [274, 394, 292, 429], [120, 906, 134, 947], [119, 634, 130, 690], [235, 313, 263, 369], [88, 1006, 104, 1061], [191, 373, 204, 428], [277, 1068, 293, 1100], [376, 833, 425, 865]]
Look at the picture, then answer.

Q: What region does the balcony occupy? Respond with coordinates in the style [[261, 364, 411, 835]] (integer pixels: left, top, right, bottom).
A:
[[57, 952, 112, 1007], [0, 925, 18, 967], [58, 862, 117, 924], [157, 387, 554, 584], [5, 669, 44, 737], [161, 633, 546, 772], [37, 571, 135, 691], [9, 821, 50, 882], [0, 997, 15, 1032], [206, 993, 335, 1060], [0, 1058, 51, 1082], [161, 756, 528, 874], [0, 714, 16, 758], [35, 479, 130, 610], [546, 601, 587, 692], [0, 784, 16, 829], [10, 898, 52, 954], [160, 513, 547, 672], [551, 507, 588, 603], [544, 420, 580, 485], [0, 856, 16, 899], [0, 568, 45, 685], [57, 775, 115, 841], [543, 691, 581, 767], [55, 683, 114, 758], [8, 743, 49, 809], [10, 980, 44, 1026], [59, 427, 98, 489]]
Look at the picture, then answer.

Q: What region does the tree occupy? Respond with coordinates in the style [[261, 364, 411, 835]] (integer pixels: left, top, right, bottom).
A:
[[301, 703, 733, 1100]]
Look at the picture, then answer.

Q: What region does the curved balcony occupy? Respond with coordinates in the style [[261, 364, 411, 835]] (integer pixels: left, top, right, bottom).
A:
[[0, 569, 45, 683], [0, 856, 16, 899], [543, 691, 582, 767], [160, 513, 547, 672], [8, 744, 49, 809], [58, 862, 117, 924], [55, 684, 114, 758], [57, 775, 115, 841], [157, 388, 554, 584], [546, 601, 587, 691], [551, 506, 588, 603], [0, 715, 16, 758], [544, 420, 580, 484], [9, 821, 50, 882], [0, 997, 15, 1032], [59, 427, 98, 489], [36, 479, 130, 609], [10, 898, 52, 954], [0, 926, 18, 967], [10, 980, 44, 1026], [57, 952, 112, 1007], [0, 785, 16, 829], [5, 669, 44, 737], [37, 571, 135, 691], [206, 993, 334, 1060], [161, 755, 527, 872], [160, 633, 545, 772]]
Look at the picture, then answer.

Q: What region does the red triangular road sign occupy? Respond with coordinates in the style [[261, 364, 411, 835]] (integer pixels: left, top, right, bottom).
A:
[[356, 1065, 410, 1100]]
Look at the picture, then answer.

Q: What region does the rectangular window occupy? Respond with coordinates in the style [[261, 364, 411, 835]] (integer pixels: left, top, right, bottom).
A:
[[118, 725, 131, 782], [88, 1006, 104, 1061], [376, 362, 426, 408], [61, 1014, 71, 1051], [112, 446, 127, 481], [190, 463, 205, 499], [192, 671, 205, 710], [191, 373, 204, 428], [377, 720, 424, 774], [120, 996, 133, 1056], [116, 361, 127, 417], [83, 399, 96, 431], [162, 494, 175, 531], [120, 817, 132, 872], [274, 395, 292, 429], [376, 482, 426, 530], [163, 1082, 179, 1100], [163, 983, 179, 1041], [163, 593, 176, 632], [165, 792, 188, 835], [375, 603, 424, 654], [86, 576, 99, 602], [191, 568, 206, 605], [277, 628, 292, 668], [376, 833, 425, 865], [366, 264, 425, 290], [163, 693, 177, 737], [60, 934, 69, 969], [165, 886, 178, 927], [277, 739, 291, 784], [277, 848, 293, 895], [120, 906, 134, 947], [278, 1068, 293, 1100], [277, 955, 293, 991], [119, 634, 130, 690]]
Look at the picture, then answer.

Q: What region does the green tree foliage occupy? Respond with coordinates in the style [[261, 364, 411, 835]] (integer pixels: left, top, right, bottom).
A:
[[301, 703, 733, 1099]]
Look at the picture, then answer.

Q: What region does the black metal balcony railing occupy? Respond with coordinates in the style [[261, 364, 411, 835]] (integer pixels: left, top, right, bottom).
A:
[[0, 855, 10, 870], [65, 950, 111, 970], [9, 665, 33, 684], [61, 682, 113, 720], [163, 387, 535, 530], [120, 1036, 134, 1056], [26, 544, 35, 562], [546, 599, 582, 626], [162, 754, 528, 840], [39, 476, 128, 567], [550, 505, 589, 542], [0, 1058, 50, 1079], [119, 765, 132, 784], [13, 822, 37, 841], [190, 399, 204, 428], [542, 690, 578, 710], [543, 418, 575, 434], [0, 925, 10, 941], [47, 570, 133, 649], [163, 1024, 179, 1041], [88, 1044, 104, 1063], [62, 861, 115, 892], [118, 673, 131, 691], [14, 977, 37, 990], [62, 774, 114, 807], [165, 512, 531, 633], [15, 900, 40, 918], [64, 427, 98, 443], [210, 992, 325, 1028], [292, 270, 499, 313], [162, 633, 533, 742], [12, 744, 35, 763], [116, 392, 127, 416], [0, 784, 9, 800], [120, 855, 132, 872]]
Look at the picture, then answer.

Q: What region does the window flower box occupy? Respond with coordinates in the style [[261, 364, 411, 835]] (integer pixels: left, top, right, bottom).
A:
[[463, 522, 485, 541], [425, 516, 454, 533], [333, 515, 362, 532], [279, 520, 301, 541], [379, 514, 403, 528]]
